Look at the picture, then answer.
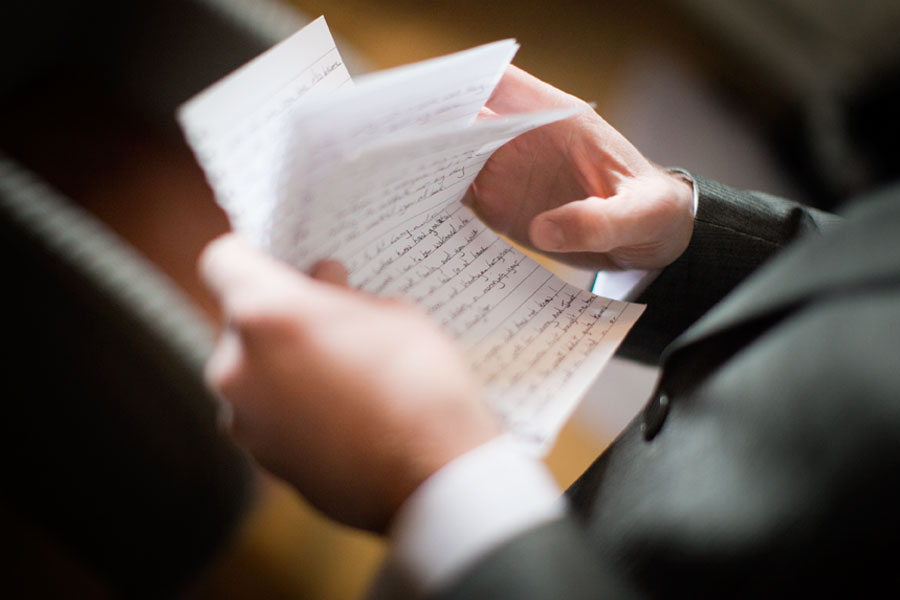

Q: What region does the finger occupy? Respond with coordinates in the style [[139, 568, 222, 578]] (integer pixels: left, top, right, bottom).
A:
[[200, 235, 360, 343], [529, 195, 642, 255], [199, 233, 308, 310], [204, 323, 243, 397], [200, 234, 268, 299], [460, 182, 504, 231], [476, 106, 500, 120], [485, 65, 574, 114], [311, 259, 349, 287], [485, 66, 542, 113], [461, 185, 476, 208]]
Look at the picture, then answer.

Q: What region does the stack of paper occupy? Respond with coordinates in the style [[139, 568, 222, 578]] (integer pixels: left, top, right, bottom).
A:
[[178, 16, 643, 455]]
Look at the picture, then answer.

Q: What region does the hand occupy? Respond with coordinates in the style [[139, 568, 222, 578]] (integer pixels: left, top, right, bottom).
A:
[[464, 66, 695, 271], [200, 235, 499, 532]]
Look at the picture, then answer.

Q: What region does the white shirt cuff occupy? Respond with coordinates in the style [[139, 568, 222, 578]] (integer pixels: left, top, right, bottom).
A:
[[666, 166, 699, 216], [387, 433, 565, 594]]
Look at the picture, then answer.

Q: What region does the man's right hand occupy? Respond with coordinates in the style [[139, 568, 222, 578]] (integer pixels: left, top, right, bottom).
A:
[[199, 235, 500, 533]]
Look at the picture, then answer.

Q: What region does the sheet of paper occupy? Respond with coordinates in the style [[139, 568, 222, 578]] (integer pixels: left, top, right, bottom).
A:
[[179, 16, 644, 455], [178, 16, 352, 241]]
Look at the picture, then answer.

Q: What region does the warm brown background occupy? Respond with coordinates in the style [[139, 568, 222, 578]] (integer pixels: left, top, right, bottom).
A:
[[7, 0, 875, 597]]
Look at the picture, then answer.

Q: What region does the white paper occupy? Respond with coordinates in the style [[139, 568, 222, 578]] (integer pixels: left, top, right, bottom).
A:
[[178, 16, 644, 455], [178, 16, 352, 240]]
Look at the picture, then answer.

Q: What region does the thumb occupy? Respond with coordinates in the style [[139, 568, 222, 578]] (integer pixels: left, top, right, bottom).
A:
[[529, 195, 643, 255], [199, 234, 316, 315], [201, 235, 276, 298], [476, 105, 500, 120], [200, 234, 360, 328]]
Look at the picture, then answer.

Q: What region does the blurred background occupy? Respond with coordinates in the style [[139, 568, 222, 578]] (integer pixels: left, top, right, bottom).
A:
[[2, 0, 898, 597]]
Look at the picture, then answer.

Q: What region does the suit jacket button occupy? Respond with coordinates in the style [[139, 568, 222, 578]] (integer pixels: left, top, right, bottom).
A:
[[641, 391, 670, 441]]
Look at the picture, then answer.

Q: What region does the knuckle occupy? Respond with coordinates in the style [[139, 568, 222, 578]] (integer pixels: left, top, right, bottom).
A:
[[204, 352, 243, 398], [562, 210, 601, 251]]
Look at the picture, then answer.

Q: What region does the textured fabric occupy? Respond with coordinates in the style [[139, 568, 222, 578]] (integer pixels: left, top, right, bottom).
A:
[[619, 174, 840, 364], [0, 155, 253, 595], [439, 177, 900, 598]]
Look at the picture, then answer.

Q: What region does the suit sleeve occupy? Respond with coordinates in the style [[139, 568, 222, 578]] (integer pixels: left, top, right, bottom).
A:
[[434, 181, 898, 600], [435, 518, 642, 600], [619, 174, 841, 364]]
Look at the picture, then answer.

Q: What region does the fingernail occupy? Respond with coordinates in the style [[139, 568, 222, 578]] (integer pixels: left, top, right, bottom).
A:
[[533, 219, 564, 251]]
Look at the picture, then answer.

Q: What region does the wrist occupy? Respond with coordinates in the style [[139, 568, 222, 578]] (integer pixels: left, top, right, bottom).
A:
[[387, 434, 565, 593], [386, 398, 502, 529]]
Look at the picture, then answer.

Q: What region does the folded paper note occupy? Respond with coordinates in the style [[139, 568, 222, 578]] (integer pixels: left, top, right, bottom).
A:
[[178, 16, 644, 455]]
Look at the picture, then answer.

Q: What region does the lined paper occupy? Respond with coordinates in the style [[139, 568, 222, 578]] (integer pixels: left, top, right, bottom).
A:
[[179, 16, 644, 455]]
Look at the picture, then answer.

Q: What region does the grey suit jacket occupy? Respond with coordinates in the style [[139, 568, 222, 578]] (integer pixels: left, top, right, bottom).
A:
[[440, 175, 900, 598]]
